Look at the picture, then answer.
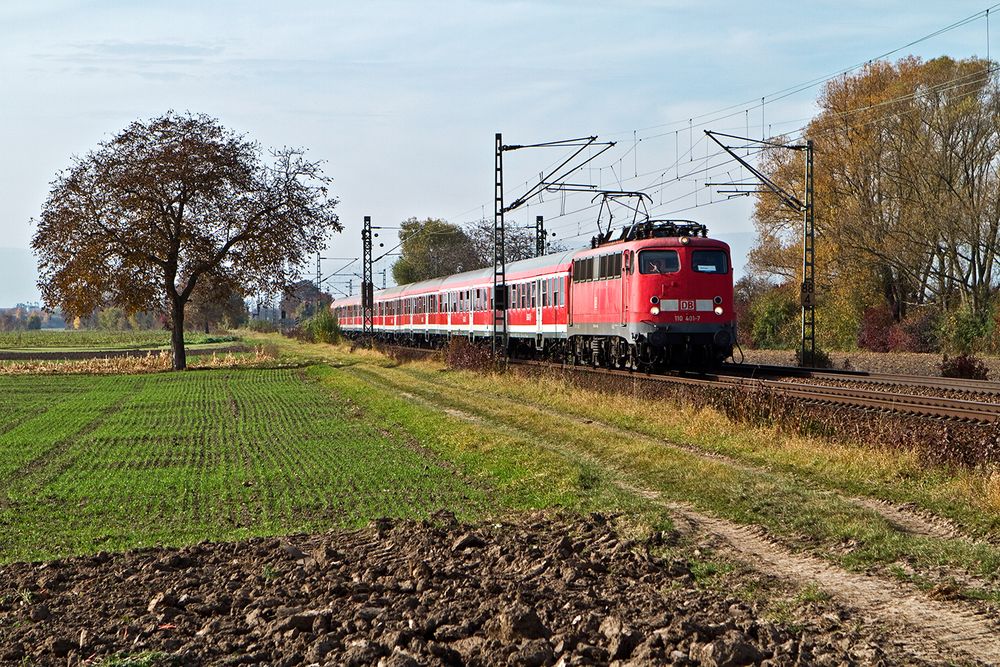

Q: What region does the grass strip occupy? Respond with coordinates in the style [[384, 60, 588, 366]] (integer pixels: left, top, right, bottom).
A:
[[347, 360, 1000, 593]]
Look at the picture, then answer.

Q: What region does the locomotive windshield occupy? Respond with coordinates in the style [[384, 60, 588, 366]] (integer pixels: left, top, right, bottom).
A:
[[639, 250, 679, 274], [691, 250, 729, 274]]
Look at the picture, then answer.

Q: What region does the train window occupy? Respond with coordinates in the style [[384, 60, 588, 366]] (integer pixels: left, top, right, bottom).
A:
[[572, 259, 581, 282], [638, 250, 680, 274], [691, 250, 729, 274], [613, 253, 622, 277], [541, 279, 548, 307], [530, 282, 536, 308]]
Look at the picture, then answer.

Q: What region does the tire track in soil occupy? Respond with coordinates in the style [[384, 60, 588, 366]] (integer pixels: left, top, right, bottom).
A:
[[665, 500, 1000, 666], [402, 366, 975, 543], [369, 367, 1000, 665]]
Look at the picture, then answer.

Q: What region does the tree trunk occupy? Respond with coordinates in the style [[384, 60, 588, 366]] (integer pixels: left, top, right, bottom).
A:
[[171, 300, 187, 371]]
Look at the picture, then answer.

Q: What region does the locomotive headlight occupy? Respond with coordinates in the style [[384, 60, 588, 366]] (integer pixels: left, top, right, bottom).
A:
[[650, 306, 661, 316], [714, 306, 724, 315]]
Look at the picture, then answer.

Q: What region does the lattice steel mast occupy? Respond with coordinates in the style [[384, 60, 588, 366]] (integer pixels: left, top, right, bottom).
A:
[[704, 131, 815, 366], [361, 215, 374, 344]]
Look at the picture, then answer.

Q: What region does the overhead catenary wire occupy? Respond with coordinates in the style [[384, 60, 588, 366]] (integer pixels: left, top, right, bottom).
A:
[[361, 3, 1000, 290]]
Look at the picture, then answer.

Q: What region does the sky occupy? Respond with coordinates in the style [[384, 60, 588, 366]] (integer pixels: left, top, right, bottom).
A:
[[1, 0, 997, 306]]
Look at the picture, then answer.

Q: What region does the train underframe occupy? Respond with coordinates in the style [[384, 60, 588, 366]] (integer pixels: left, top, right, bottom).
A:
[[347, 327, 734, 371]]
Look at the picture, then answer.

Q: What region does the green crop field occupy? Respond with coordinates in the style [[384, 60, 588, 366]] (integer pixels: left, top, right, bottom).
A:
[[0, 368, 492, 562], [0, 330, 239, 351], [0, 363, 636, 563]]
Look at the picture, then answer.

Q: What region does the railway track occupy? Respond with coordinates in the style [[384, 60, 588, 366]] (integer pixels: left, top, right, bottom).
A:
[[378, 344, 1000, 424], [542, 362, 1000, 423], [721, 362, 1000, 396]]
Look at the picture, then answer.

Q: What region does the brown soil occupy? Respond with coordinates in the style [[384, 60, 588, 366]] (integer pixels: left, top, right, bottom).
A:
[[0, 514, 925, 666]]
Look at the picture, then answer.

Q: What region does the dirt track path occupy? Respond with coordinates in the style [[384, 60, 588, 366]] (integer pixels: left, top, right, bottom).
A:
[[355, 365, 1000, 665], [665, 499, 1000, 665]]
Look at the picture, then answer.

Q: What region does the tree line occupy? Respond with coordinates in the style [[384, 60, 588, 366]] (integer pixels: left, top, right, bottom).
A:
[[747, 55, 1000, 354], [391, 217, 563, 285]]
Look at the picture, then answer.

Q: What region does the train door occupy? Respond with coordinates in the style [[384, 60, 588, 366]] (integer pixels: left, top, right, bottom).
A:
[[535, 278, 543, 348], [567, 265, 574, 328], [468, 289, 474, 337], [535, 279, 542, 333], [621, 250, 631, 326]]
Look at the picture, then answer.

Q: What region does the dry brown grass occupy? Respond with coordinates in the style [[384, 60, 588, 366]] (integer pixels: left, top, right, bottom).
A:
[[0, 347, 277, 375]]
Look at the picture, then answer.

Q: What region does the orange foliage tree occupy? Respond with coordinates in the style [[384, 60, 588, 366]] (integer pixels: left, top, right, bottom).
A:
[[32, 112, 340, 369]]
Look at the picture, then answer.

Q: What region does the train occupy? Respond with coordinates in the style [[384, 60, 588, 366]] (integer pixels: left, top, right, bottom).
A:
[[332, 220, 736, 369]]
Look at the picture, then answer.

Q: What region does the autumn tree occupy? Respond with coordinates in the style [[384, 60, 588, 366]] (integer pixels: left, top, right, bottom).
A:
[[186, 275, 249, 333], [279, 279, 333, 321], [466, 218, 564, 266], [390, 217, 563, 285], [32, 111, 340, 369], [751, 56, 1000, 350], [391, 218, 480, 284]]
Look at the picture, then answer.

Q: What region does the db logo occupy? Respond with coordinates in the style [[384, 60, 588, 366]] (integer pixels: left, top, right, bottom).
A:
[[680, 300, 695, 310]]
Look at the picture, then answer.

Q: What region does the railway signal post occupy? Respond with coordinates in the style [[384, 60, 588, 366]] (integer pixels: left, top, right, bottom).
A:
[[536, 215, 545, 257]]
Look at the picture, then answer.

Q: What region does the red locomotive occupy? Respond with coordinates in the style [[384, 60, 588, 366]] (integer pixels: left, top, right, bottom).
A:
[[333, 220, 735, 368]]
